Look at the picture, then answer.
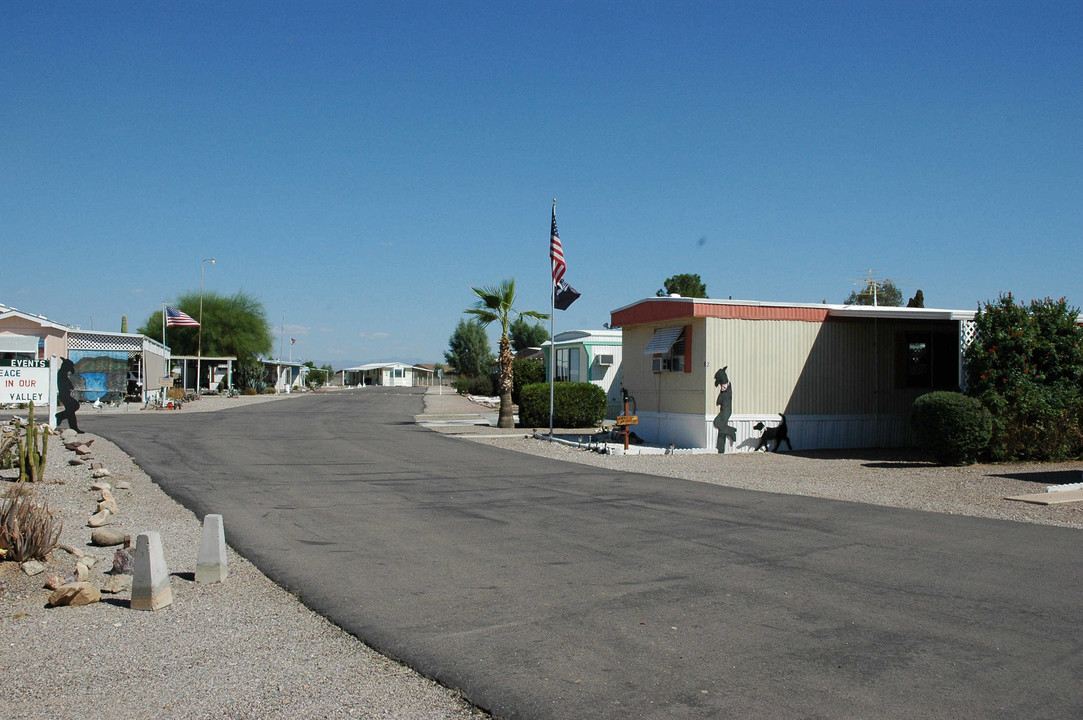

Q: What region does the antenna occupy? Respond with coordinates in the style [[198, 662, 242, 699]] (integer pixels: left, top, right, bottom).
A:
[[849, 269, 914, 307]]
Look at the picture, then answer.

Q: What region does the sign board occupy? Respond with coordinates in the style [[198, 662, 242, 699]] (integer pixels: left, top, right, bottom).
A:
[[1, 359, 50, 405], [615, 414, 639, 426], [160, 376, 174, 388]]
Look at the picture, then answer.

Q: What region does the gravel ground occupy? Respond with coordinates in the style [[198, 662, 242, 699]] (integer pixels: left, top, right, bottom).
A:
[[4, 389, 1081, 720], [0, 392, 488, 720]]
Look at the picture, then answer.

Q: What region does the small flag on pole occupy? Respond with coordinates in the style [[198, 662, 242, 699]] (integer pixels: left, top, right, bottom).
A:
[[550, 204, 566, 287], [554, 278, 581, 311], [165, 305, 200, 327]]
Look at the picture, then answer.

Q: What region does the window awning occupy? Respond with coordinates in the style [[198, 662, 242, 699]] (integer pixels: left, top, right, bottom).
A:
[[0, 333, 39, 355], [643, 326, 684, 354]]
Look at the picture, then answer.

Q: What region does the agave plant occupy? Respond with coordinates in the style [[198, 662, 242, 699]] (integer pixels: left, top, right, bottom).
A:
[[0, 482, 63, 563]]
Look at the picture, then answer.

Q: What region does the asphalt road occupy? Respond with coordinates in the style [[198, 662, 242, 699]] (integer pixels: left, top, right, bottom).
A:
[[86, 389, 1083, 720]]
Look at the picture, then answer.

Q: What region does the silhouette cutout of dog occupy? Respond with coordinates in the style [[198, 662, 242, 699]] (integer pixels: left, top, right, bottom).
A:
[[753, 414, 792, 452]]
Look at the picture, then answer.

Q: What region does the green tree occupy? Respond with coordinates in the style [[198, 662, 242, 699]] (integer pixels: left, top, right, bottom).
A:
[[511, 357, 546, 404], [140, 290, 273, 367], [657, 273, 707, 298], [464, 279, 549, 428], [906, 289, 925, 308], [303, 361, 327, 389], [444, 319, 494, 379], [964, 293, 1083, 460], [845, 279, 903, 306], [509, 316, 550, 352]]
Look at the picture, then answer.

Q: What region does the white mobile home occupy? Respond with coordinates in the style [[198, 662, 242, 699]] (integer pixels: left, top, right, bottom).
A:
[[541, 329, 624, 418], [342, 362, 435, 387]]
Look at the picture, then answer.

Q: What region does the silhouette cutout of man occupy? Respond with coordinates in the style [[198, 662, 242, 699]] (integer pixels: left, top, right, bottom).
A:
[[55, 358, 82, 433], [713, 366, 736, 453]]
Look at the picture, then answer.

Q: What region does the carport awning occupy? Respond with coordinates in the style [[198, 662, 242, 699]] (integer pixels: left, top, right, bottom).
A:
[[643, 326, 684, 354]]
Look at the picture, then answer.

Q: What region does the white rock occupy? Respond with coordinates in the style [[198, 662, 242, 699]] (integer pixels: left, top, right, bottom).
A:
[[87, 508, 112, 527], [21, 560, 47, 576]]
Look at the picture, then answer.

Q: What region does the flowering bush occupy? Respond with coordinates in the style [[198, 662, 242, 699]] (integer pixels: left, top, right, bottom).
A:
[[964, 293, 1083, 461]]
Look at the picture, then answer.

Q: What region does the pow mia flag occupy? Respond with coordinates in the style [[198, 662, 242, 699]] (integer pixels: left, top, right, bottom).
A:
[[554, 278, 581, 311]]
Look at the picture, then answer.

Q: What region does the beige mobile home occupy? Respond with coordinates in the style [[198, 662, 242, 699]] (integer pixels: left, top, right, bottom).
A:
[[610, 297, 976, 452]]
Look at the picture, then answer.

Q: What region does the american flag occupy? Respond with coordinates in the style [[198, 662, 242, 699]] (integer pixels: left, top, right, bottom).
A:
[[165, 305, 200, 327], [550, 204, 566, 287]]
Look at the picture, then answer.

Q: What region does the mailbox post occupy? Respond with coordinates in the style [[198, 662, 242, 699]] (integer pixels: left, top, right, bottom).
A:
[[615, 387, 639, 451]]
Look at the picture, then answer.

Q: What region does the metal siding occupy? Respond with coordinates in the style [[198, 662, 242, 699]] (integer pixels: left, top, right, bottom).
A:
[[705, 317, 823, 415], [786, 319, 879, 415]]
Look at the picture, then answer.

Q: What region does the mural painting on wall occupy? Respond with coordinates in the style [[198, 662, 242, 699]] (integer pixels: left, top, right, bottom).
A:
[[713, 366, 736, 453], [67, 350, 130, 403]]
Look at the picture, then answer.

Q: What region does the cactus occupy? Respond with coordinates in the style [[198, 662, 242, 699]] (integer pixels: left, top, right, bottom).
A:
[[15, 404, 48, 483]]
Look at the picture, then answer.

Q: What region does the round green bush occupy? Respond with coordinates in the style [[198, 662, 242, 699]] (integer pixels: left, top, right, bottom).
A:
[[519, 382, 606, 429], [911, 391, 992, 465]]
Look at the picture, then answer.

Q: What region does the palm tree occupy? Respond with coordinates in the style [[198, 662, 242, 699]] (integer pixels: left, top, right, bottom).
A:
[[465, 279, 549, 428]]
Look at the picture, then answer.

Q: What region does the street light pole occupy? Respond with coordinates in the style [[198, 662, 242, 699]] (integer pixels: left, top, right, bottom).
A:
[[198, 257, 215, 393]]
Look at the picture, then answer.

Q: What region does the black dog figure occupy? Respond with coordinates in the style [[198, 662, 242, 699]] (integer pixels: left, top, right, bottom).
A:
[[753, 414, 792, 452], [55, 357, 82, 433]]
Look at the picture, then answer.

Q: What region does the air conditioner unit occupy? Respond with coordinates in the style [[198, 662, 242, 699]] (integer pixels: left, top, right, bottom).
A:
[[596, 354, 614, 366]]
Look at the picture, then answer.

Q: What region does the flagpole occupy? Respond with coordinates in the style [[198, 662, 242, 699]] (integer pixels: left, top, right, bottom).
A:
[[549, 199, 556, 438], [161, 302, 167, 405]]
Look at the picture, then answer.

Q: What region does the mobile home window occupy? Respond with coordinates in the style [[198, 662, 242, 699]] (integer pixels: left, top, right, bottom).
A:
[[649, 327, 688, 373], [900, 331, 957, 389], [555, 347, 580, 382]]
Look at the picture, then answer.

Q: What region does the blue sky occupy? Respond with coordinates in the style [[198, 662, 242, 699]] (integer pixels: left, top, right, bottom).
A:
[[4, 2, 1080, 367]]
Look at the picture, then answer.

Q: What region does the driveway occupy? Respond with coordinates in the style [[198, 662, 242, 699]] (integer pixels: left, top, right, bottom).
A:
[[85, 389, 1083, 720]]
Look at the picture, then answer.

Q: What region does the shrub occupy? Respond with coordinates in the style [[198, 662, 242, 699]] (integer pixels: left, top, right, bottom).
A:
[[519, 382, 606, 429], [468, 375, 494, 396], [0, 482, 63, 563], [511, 358, 545, 404], [452, 375, 494, 396], [242, 387, 258, 396], [911, 391, 992, 465]]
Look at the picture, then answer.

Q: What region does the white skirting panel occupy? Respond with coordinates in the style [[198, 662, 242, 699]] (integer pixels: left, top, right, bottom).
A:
[[636, 412, 915, 452]]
